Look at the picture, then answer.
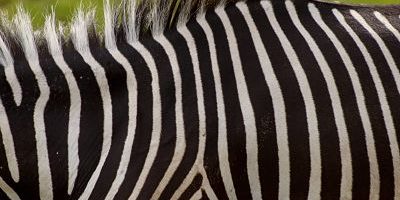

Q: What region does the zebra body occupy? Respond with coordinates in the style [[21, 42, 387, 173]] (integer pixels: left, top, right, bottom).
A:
[[0, 0, 400, 199]]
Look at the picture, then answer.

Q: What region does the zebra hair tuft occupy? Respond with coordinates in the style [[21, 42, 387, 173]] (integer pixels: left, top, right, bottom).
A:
[[13, 6, 39, 62], [0, 0, 240, 65], [70, 8, 96, 54], [44, 10, 65, 57]]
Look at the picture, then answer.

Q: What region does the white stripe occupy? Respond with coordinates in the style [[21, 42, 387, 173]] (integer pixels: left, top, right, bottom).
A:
[[150, 35, 186, 200], [261, 1, 322, 199], [357, 11, 400, 96], [286, 2, 353, 200], [4, 67, 22, 106], [376, 15, 400, 156], [216, 7, 262, 200], [333, 8, 397, 200], [0, 35, 22, 106], [172, 173, 196, 200], [103, 2, 139, 198], [374, 12, 400, 43], [0, 33, 20, 182], [14, 9, 53, 199], [171, 25, 218, 200], [71, 17, 113, 198], [197, 11, 238, 200], [128, 42, 162, 200], [199, 168, 218, 200], [44, 16, 81, 194], [309, 4, 380, 200], [0, 98, 19, 182], [0, 176, 21, 200], [75, 51, 113, 200], [189, 189, 203, 200], [236, 2, 290, 199], [353, 10, 400, 200], [75, 54, 113, 200], [373, 17, 400, 197], [103, 49, 138, 200], [53, 54, 81, 195], [27, 45, 53, 200]]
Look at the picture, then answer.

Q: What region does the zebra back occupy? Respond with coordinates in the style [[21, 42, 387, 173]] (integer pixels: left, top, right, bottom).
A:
[[0, 0, 400, 199]]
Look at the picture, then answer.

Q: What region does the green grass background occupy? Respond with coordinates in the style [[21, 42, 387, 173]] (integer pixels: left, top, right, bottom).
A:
[[0, 0, 108, 28], [0, 0, 399, 28]]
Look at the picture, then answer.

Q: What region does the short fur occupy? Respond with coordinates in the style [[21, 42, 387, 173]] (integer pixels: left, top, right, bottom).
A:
[[0, 0, 400, 199]]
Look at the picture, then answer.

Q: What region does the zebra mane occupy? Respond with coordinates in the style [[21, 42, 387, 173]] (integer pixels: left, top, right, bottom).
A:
[[0, 0, 398, 65], [0, 0, 239, 65]]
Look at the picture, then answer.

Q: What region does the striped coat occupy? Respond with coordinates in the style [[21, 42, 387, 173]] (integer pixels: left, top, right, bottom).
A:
[[0, 0, 399, 199]]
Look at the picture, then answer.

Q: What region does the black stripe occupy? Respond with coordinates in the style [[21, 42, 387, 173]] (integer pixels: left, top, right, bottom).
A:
[[344, 10, 395, 200], [206, 7, 252, 199], [201, 189, 210, 200], [0, 189, 10, 200], [311, 3, 371, 199], [137, 37, 177, 199], [0, 65, 17, 197], [0, 85, 17, 200], [159, 26, 200, 199], [88, 44, 130, 200], [178, 174, 202, 200], [2, 1, 400, 199], [276, 1, 343, 199], [188, 18, 230, 200], [0, 52, 40, 199], [251, 2, 311, 199], [385, 13, 400, 31], [113, 42, 154, 200], [62, 41, 104, 199], [0, 183, 11, 200], [364, 11, 400, 146], [324, 6, 390, 199], [229, 4, 279, 199], [38, 45, 69, 200]]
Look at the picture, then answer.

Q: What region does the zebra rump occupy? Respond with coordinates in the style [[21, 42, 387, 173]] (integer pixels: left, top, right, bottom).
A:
[[0, 0, 400, 199]]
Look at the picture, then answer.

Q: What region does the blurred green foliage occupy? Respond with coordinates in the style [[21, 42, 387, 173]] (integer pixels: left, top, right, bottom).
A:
[[0, 0, 109, 28], [0, 0, 398, 29]]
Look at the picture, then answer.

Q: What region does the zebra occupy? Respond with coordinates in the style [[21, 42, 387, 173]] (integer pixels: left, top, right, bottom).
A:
[[0, 0, 399, 199]]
